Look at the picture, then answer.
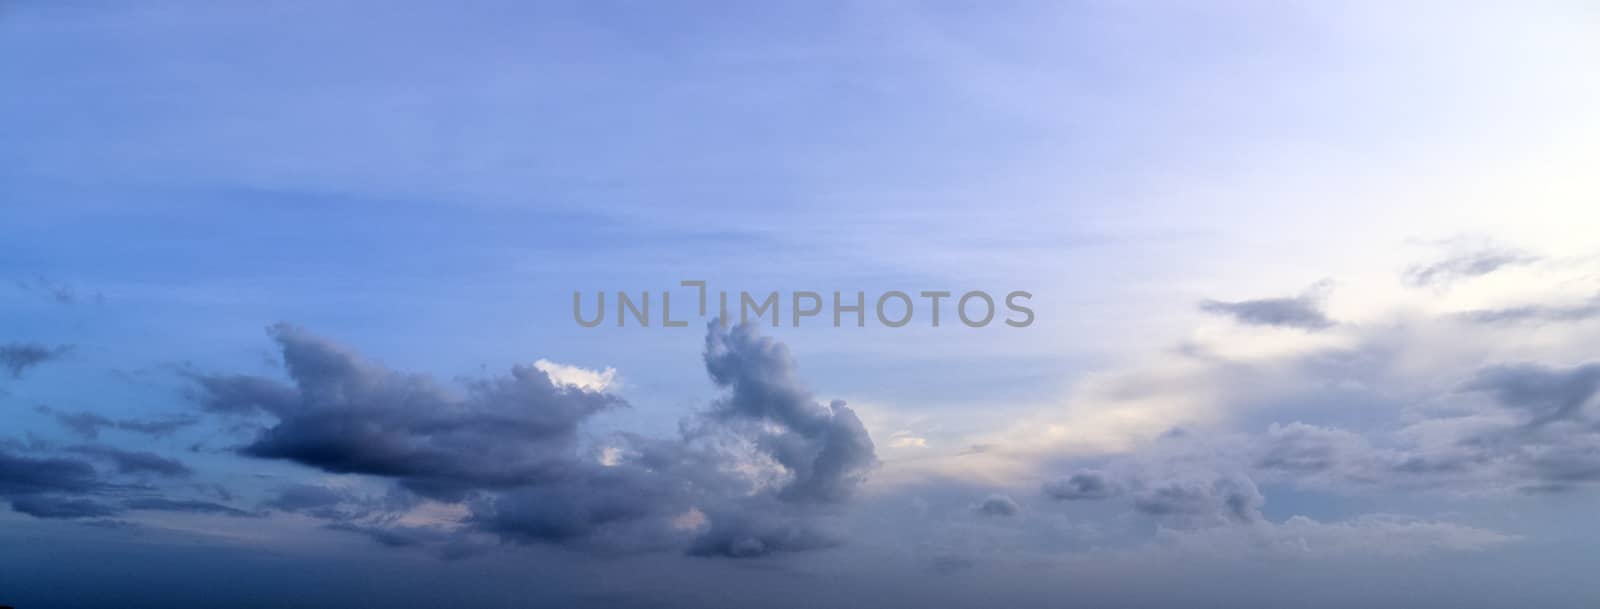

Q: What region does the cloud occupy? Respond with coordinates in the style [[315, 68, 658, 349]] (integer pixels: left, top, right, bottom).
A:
[[0, 449, 105, 497], [36, 406, 197, 440], [191, 323, 624, 500], [1198, 285, 1335, 330], [684, 510, 839, 558], [1459, 295, 1600, 325], [1, 445, 252, 522], [1042, 470, 1120, 500], [975, 494, 1020, 516], [8, 495, 122, 519], [68, 445, 193, 478], [193, 321, 878, 558], [1132, 475, 1264, 527], [1464, 362, 1600, 426], [121, 497, 262, 518], [0, 342, 72, 378], [1404, 247, 1539, 288], [888, 431, 929, 449], [1255, 423, 1375, 476], [702, 322, 878, 504], [532, 359, 617, 392]]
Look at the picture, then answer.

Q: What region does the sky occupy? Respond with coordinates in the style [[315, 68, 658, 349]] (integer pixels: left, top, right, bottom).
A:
[[3, 1, 1600, 607]]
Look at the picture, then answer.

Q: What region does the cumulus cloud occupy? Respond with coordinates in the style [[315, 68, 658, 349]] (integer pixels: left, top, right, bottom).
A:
[[194, 321, 877, 558], [702, 322, 878, 504], [0, 342, 72, 378]]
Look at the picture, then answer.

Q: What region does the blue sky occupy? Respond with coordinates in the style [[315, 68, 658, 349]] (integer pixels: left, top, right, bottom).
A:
[[4, 2, 1600, 608]]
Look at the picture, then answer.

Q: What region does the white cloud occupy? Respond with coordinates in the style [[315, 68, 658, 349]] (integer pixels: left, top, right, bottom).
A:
[[533, 359, 618, 392]]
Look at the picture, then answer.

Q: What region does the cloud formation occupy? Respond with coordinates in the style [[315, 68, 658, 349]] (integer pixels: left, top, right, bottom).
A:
[[193, 321, 878, 558]]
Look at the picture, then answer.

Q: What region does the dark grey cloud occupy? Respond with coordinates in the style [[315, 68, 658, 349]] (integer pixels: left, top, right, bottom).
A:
[[0, 342, 72, 378], [975, 494, 1020, 516], [2, 445, 251, 522], [192, 323, 623, 499], [0, 449, 105, 497], [1042, 470, 1120, 500], [1199, 295, 1334, 330], [36, 406, 197, 440], [195, 321, 878, 559], [1405, 248, 1538, 288]]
